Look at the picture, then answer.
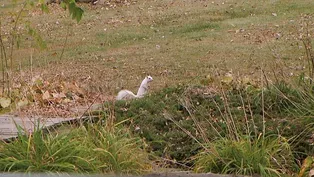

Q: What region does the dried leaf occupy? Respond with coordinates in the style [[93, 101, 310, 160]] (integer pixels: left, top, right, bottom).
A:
[[298, 156, 313, 177], [32, 76, 43, 86], [52, 93, 59, 98], [42, 90, 50, 100], [17, 99, 29, 108], [62, 98, 71, 103], [59, 92, 67, 98], [0, 97, 11, 108], [64, 82, 84, 97], [201, 74, 214, 85], [221, 73, 233, 84], [310, 169, 314, 177], [242, 77, 251, 85]]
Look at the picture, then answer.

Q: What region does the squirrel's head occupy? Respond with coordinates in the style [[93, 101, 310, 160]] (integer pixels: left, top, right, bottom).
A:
[[146, 76, 153, 82]]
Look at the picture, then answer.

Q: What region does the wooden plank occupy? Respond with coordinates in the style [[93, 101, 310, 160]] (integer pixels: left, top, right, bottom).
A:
[[0, 115, 77, 140]]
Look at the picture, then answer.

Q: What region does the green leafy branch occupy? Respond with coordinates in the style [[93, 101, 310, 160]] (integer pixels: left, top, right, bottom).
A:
[[26, 24, 47, 50], [60, 0, 84, 23], [38, 0, 84, 23]]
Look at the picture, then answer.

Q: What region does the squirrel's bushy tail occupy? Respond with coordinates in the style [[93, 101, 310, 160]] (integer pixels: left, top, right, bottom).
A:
[[116, 90, 137, 100]]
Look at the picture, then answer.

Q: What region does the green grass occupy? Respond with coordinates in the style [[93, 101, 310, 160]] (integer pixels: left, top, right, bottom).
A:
[[171, 22, 220, 34], [0, 126, 96, 173], [194, 135, 296, 176], [96, 30, 150, 48], [114, 87, 199, 162], [3, 0, 314, 92], [82, 124, 152, 174], [0, 123, 151, 174], [1, 80, 313, 175], [111, 79, 314, 174]]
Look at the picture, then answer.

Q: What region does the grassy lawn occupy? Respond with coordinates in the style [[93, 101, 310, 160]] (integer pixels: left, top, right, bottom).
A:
[[1, 0, 313, 94]]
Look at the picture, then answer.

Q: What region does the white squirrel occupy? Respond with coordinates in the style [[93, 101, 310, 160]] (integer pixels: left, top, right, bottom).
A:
[[116, 76, 153, 100]]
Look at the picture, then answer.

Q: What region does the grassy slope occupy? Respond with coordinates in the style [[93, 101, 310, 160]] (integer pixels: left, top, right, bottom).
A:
[[113, 82, 314, 159]]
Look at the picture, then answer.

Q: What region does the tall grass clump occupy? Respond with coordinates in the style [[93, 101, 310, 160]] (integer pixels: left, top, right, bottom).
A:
[[82, 124, 152, 175], [191, 80, 313, 176], [0, 125, 97, 173], [0, 119, 152, 174], [246, 81, 314, 158], [194, 135, 295, 176], [249, 81, 314, 117]]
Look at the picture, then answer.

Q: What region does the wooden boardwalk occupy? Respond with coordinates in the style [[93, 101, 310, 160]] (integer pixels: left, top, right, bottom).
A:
[[0, 114, 77, 140]]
